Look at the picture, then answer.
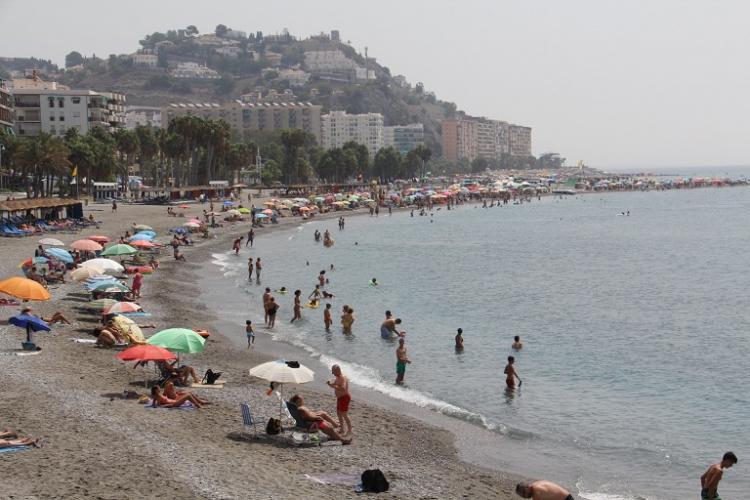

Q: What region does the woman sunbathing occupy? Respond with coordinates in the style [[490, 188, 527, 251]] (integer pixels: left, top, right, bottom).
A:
[[150, 385, 206, 409], [163, 381, 209, 406], [0, 430, 40, 448]]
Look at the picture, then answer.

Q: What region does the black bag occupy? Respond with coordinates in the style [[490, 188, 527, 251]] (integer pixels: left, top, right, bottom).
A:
[[266, 417, 282, 435], [201, 369, 222, 385], [361, 469, 389, 493]]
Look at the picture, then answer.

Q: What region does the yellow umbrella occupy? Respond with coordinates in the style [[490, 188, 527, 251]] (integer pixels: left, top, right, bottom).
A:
[[70, 266, 105, 282], [0, 277, 51, 301], [111, 315, 145, 344]]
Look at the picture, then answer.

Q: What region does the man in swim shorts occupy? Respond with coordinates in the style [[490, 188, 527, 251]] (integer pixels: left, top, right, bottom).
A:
[[515, 480, 574, 500], [381, 317, 404, 339], [326, 364, 352, 436], [396, 338, 410, 385], [701, 451, 737, 500]]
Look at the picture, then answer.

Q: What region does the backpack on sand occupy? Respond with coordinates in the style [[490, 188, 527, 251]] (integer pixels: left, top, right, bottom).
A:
[[361, 469, 389, 493], [201, 368, 222, 385]]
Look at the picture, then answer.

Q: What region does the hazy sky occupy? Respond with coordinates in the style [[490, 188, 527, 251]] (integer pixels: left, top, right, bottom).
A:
[[2, 0, 749, 167]]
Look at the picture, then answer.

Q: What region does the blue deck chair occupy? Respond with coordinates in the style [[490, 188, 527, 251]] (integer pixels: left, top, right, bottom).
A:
[[240, 402, 259, 438]]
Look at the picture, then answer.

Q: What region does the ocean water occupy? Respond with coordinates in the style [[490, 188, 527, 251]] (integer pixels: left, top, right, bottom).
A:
[[203, 186, 750, 500]]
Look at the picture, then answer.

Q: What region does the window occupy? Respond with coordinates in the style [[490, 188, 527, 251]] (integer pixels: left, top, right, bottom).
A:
[[59, 115, 65, 122], [49, 116, 55, 121], [58, 97, 65, 108], [71, 97, 80, 104], [48, 97, 55, 108]]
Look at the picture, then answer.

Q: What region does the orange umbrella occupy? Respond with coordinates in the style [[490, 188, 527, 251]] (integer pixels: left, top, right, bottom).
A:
[[88, 235, 110, 243], [0, 277, 51, 301], [117, 344, 175, 362], [71, 239, 103, 251]]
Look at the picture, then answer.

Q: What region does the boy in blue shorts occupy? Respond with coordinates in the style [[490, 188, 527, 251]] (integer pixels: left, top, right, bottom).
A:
[[245, 320, 255, 348]]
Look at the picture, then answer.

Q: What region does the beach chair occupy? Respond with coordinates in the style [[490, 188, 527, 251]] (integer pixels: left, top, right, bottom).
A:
[[240, 402, 259, 438]]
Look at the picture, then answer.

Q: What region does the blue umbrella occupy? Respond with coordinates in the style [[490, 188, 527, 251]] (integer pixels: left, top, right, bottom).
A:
[[85, 279, 119, 290], [170, 227, 187, 234], [255, 213, 268, 219], [129, 233, 154, 241], [45, 248, 74, 263], [223, 200, 234, 206], [9, 313, 50, 347], [31, 256, 49, 264]]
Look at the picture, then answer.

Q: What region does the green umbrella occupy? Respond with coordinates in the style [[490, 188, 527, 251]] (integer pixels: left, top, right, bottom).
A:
[[87, 298, 118, 310], [147, 328, 206, 353], [133, 224, 153, 231], [101, 244, 138, 256], [93, 281, 130, 293]]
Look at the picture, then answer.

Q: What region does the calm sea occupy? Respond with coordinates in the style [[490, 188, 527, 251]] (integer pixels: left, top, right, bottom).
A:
[[204, 181, 749, 500]]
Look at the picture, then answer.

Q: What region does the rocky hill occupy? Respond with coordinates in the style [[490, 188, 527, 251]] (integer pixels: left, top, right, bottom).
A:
[[23, 25, 460, 155]]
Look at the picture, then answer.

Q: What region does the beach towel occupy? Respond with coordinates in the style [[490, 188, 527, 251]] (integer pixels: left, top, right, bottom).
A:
[[72, 338, 97, 344], [143, 400, 195, 410], [0, 446, 31, 454], [304, 473, 360, 486], [190, 383, 224, 389]]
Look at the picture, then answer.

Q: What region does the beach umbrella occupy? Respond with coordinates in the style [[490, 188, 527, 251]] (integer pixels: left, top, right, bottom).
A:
[[71, 239, 103, 252], [147, 328, 205, 354], [39, 237, 64, 246], [226, 209, 241, 216], [128, 233, 154, 242], [237, 207, 251, 214], [71, 266, 105, 282], [129, 240, 156, 249], [0, 277, 51, 301], [262, 209, 273, 215], [45, 248, 74, 264], [248, 360, 315, 420], [19, 257, 48, 268], [223, 200, 235, 206], [103, 302, 142, 315], [80, 258, 124, 274], [110, 315, 145, 343], [254, 213, 268, 219], [100, 244, 138, 257], [93, 282, 130, 293], [178, 204, 190, 209], [9, 313, 51, 348], [183, 221, 201, 228], [84, 278, 119, 290], [87, 235, 110, 244], [86, 298, 117, 311], [117, 344, 175, 362], [133, 224, 153, 231]]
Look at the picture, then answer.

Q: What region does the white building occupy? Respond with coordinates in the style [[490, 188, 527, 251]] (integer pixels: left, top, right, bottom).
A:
[[131, 53, 158, 68], [171, 62, 220, 79], [304, 50, 358, 72], [277, 68, 310, 87], [12, 76, 125, 137], [354, 67, 376, 81], [125, 105, 162, 129], [383, 124, 424, 155], [215, 46, 243, 58], [321, 111, 384, 156]]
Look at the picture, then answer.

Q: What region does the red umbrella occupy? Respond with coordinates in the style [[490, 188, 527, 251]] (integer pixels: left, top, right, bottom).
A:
[[178, 204, 190, 209], [71, 239, 103, 251], [130, 240, 156, 248], [116, 344, 175, 362], [88, 235, 111, 243]]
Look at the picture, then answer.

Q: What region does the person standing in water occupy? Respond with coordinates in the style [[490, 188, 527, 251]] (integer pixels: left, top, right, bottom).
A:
[[233, 237, 243, 255], [396, 338, 411, 385], [255, 257, 262, 281], [247, 257, 254, 280], [246, 228, 255, 247], [512, 335, 523, 350], [324, 303, 333, 330], [262, 288, 272, 326], [341, 306, 355, 333], [455, 328, 464, 350], [291, 290, 302, 322], [701, 452, 738, 500], [504, 356, 522, 388]]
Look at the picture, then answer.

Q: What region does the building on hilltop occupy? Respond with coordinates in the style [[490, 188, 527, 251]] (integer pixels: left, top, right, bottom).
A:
[[11, 74, 125, 137], [442, 115, 531, 162], [162, 101, 322, 144], [0, 79, 14, 133], [321, 111, 384, 157], [171, 62, 220, 79], [304, 50, 358, 72], [276, 68, 311, 87], [131, 53, 158, 68], [125, 105, 162, 129], [383, 124, 424, 155]]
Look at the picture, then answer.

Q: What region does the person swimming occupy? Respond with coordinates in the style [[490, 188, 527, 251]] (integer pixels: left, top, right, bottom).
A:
[[370, 278, 379, 286]]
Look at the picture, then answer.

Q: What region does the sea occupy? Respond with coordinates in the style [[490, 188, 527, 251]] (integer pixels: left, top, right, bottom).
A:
[[202, 166, 750, 500]]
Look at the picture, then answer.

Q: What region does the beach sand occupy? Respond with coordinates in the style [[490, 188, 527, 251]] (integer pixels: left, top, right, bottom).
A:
[[0, 198, 522, 499]]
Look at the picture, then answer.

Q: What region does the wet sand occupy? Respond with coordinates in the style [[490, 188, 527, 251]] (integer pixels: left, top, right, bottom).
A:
[[0, 198, 522, 499]]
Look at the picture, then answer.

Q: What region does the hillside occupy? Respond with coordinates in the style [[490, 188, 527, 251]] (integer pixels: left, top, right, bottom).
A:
[[42, 25, 457, 154]]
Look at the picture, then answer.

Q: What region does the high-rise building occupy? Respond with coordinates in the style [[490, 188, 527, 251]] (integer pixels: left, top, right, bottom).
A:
[[321, 111, 384, 156], [442, 115, 531, 162], [11, 76, 125, 137], [0, 79, 13, 133], [383, 124, 424, 155], [162, 100, 322, 144]]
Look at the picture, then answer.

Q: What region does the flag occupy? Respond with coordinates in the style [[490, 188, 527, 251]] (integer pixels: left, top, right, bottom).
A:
[[71, 166, 78, 177]]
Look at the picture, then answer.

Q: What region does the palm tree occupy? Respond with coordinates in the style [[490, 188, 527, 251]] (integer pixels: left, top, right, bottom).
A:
[[114, 128, 140, 195], [14, 133, 71, 198]]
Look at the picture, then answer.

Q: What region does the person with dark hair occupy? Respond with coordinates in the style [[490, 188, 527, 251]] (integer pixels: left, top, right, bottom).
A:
[[455, 328, 464, 350], [291, 290, 302, 322], [150, 385, 205, 409], [288, 394, 351, 444], [512, 335, 523, 350], [701, 452, 738, 499], [515, 480, 573, 499], [395, 338, 410, 385], [504, 356, 522, 388]]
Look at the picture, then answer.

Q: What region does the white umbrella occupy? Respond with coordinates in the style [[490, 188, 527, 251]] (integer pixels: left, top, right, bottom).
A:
[[80, 258, 125, 275], [248, 360, 315, 418], [70, 266, 105, 282], [39, 237, 65, 246]]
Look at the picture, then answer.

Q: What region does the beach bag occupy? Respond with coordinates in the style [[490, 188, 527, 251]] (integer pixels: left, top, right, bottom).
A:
[[201, 368, 222, 385], [361, 469, 389, 493], [266, 417, 282, 435]]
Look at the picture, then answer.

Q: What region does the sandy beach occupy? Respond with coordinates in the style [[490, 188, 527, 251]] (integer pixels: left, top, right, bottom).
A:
[[0, 197, 523, 499]]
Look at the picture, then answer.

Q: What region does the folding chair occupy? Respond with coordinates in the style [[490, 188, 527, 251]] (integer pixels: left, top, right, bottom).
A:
[[240, 402, 259, 438]]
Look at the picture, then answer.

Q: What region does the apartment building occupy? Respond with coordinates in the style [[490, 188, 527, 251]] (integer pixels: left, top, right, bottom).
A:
[[508, 125, 532, 156], [171, 62, 220, 79], [0, 79, 13, 133], [442, 116, 531, 162], [321, 111, 383, 156], [162, 101, 322, 143], [383, 124, 424, 155], [304, 50, 358, 72], [11, 76, 125, 137], [125, 105, 162, 129], [442, 117, 478, 162]]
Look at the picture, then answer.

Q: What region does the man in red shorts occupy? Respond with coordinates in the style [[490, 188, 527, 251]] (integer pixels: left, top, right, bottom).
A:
[[326, 364, 352, 437]]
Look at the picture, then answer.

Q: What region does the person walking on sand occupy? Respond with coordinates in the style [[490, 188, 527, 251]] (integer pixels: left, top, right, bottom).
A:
[[112, 200, 117, 213], [255, 257, 262, 281], [324, 303, 333, 330], [247, 257, 254, 280], [246, 228, 255, 247], [515, 480, 574, 500], [701, 452, 738, 500], [131, 271, 143, 299], [505, 356, 522, 388], [327, 364, 352, 436], [262, 288, 272, 326], [291, 290, 302, 323], [245, 320, 255, 348], [396, 338, 411, 385], [233, 237, 243, 255]]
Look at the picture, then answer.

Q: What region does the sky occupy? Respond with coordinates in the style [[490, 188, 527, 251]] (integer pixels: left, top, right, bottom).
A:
[[1, 0, 749, 168]]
